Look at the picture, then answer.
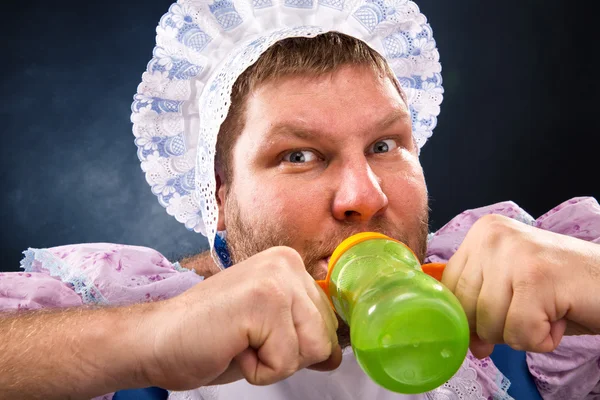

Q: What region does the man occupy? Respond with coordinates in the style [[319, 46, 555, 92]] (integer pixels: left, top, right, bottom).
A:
[[172, 31, 600, 399], [1, 2, 599, 400]]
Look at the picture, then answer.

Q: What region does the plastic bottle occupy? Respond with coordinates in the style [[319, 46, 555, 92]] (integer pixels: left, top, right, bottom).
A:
[[316, 232, 469, 394]]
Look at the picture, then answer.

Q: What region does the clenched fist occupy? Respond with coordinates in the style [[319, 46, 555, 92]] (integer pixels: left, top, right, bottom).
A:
[[442, 214, 600, 358], [140, 246, 341, 390]]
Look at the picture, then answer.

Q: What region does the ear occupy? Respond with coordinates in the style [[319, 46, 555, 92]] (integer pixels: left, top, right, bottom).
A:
[[215, 169, 228, 232]]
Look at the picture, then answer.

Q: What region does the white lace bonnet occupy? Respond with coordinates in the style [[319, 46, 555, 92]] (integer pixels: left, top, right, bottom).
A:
[[131, 0, 443, 263]]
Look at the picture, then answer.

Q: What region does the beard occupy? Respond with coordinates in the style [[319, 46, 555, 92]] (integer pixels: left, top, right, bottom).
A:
[[224, 195, 430, 350]]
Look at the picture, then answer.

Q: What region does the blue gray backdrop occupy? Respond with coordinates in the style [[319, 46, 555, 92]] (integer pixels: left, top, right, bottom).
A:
[[2, 0, 597, 271]]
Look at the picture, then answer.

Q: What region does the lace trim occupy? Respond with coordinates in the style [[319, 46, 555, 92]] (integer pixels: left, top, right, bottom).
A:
[[19, 248, 35, 273], [426, 358, 513, 400], [20, 248, 108, 305], [171, 261, 206, 282], [132, 0, 443, 252], [169, 389, 208, 400], [495, 373, 512, 399]]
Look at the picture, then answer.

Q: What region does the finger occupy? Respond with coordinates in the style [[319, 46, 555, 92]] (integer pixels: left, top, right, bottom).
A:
[[314, 280, 338, 328], [469, 333, 495, 359], [310, 280, 339, 347], [441, 246, 468, 293], [292, 292, 336, 370], [234, 347, 260, 383], [304, 280, 341, 373], [307, 344, 342, 371], [241, 306, 300, 385], [309, 283, 342, 372], [550, 319, 568, 342], [452, 258, 483, 333], [475, 266, 511, 344], [503, 285, 563, 352]]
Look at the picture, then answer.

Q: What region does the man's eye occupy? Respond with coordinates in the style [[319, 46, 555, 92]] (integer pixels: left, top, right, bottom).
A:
[[370, 139, 398, 154], [282, 150, 318, 163]]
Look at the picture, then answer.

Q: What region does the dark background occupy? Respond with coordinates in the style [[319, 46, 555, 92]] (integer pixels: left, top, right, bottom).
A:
[[1, 1, 597, 271]]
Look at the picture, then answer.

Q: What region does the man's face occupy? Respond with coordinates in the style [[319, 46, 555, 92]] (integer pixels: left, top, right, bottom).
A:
[[217, 64, 429, 345]]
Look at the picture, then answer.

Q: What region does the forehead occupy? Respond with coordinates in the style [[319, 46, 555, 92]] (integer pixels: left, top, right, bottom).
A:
[[241, 64, 410, 144]]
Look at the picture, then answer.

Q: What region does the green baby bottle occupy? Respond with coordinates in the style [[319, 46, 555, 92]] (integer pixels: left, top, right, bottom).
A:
[[316, 232, 469, 394]]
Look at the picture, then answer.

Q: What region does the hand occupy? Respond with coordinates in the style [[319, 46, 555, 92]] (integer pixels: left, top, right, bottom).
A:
[[139, 246, 341, 390], [441, 214, 600, 358]]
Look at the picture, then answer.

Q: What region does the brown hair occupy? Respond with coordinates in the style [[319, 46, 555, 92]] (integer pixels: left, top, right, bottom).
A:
[[215, 31, 405, 184]]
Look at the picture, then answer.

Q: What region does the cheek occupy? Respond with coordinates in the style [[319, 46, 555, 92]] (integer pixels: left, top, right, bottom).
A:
[[247, 177, 327, 233], [269, 180, 325, 217], [382, 157, 427, 213], [233, 177, 300, 222]]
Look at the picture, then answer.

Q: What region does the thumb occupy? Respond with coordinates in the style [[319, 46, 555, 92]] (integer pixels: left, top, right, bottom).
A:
[[548, 318, 567, 348], [234, 347, 262, 383], [523, 319, 565, 353]]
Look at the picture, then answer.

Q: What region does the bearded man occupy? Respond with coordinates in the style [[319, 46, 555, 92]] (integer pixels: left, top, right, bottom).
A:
[[1, 2, 599, 400]]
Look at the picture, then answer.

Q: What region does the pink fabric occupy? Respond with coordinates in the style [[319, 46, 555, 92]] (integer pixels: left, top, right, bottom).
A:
[[13, 243, 204, 307], [1, 243, 203, 400], [426, 196, 600, 400], [0, 271, 83, 311], [1, 197, 598, 399]]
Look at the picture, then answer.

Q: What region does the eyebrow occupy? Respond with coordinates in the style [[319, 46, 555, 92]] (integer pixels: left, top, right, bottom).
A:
[[375, 108, 410, 131], [264, 124, 320, 142], [264, 108, 410, 142]]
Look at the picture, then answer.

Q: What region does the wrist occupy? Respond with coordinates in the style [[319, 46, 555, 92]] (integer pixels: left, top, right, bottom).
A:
[[116, 301, 167, 389]]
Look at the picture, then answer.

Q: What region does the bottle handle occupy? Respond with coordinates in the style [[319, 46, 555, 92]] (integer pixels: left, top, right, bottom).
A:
[[421, 262, 446, 282], [316, 279, 329, 292]]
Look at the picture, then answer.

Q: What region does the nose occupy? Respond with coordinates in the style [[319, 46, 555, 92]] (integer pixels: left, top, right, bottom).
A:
[[331, 159, 389, 223]]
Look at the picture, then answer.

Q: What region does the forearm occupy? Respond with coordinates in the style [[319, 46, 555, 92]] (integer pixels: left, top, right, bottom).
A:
[[563, 239, 600, 336], [0, 304, 154, 399]]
